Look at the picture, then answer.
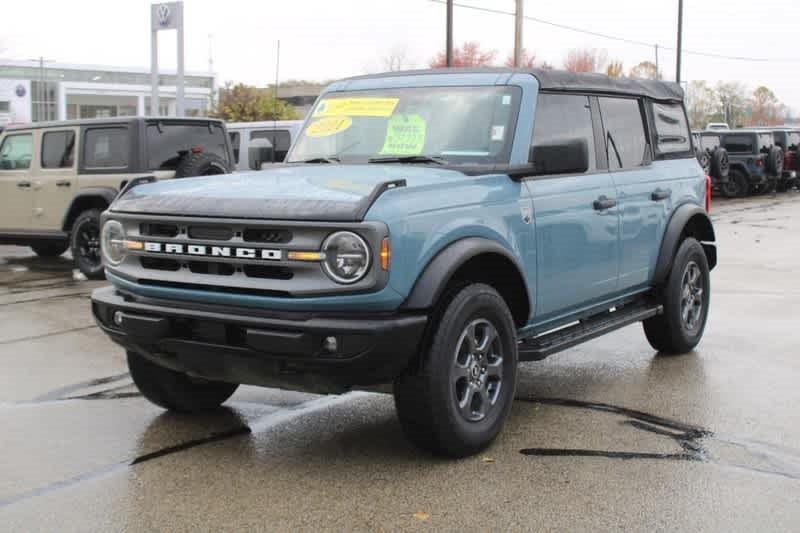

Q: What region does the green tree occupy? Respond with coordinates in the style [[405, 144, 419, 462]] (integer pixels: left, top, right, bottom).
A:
[[212, 82, 297, 122]]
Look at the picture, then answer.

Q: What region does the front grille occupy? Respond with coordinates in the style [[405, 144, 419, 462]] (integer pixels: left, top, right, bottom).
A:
[[140, 223, 179, 238], [243, 264, 294, 280], [140, 257, 180, 271], [243, 228, 292, 243], [188, 226, 234, 241], [188, 261, 235, 276], [138, 279, 291, 298]]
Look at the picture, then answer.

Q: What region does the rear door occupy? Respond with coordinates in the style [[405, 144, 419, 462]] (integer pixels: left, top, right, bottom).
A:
[[526, 93, 619, 319], [0, 132, 36, 231], [33, 128, 78, 230]]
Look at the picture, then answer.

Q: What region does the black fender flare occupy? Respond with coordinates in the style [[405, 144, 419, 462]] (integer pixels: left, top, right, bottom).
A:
[[653, 203, 716, 285], [61, 187, 118, 231], [402, 237, 531, 313]]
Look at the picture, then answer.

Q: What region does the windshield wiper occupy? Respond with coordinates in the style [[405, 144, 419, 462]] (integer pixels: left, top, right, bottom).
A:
[[299, 157, 341, 164], [368, 155, 446, 165]]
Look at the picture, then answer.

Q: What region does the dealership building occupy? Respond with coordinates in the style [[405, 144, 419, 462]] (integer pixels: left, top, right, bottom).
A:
[[0, 59, 215, 126]]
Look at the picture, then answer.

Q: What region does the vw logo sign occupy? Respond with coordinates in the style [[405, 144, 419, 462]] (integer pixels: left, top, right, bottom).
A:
[[15, 84, 26, 98], [157, 4, 171, 27]]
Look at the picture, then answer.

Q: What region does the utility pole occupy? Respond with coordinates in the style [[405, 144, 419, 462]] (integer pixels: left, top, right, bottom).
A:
[[514, 0, 524, 67], [676, 0, 684, 83], [446, 0, 453, 67], [654, 44, 660, 80]]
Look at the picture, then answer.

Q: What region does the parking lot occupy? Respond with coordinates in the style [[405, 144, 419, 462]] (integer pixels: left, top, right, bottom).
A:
[[0, 192, 799, 531]]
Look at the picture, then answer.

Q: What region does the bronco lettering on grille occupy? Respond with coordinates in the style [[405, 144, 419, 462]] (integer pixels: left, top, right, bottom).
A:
[[142, 242, 282, 260]]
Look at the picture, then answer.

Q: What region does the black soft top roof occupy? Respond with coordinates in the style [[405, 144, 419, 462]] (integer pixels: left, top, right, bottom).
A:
[[341, 67, 684, 102]]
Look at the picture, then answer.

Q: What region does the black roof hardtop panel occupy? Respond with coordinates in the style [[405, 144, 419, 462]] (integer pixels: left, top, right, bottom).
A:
[[339, 67, 684, 102], [3, 116, 224, 132]]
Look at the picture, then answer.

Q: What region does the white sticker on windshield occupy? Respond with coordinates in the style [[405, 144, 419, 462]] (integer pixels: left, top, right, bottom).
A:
[[491, 125, 505, 141], [502, 95, 511, 105]]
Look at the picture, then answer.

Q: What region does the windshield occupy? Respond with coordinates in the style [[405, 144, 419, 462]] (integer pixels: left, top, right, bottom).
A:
[[287, 86, 521, 165]]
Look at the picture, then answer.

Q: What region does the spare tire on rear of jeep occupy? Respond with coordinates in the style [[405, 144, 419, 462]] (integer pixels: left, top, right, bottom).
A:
[[174, 152, 230, 178], [766, 146, 784, 177], [709, 148, 729, 180]]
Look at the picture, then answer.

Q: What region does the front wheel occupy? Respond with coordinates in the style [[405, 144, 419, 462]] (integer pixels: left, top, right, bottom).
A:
[[128, 351, 239, 412], [643, 238, 710, 355], [70, 208, 105, 280], [394, 283, 518, 457]]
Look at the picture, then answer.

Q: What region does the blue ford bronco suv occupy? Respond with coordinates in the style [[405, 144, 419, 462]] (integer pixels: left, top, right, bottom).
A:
[[92, 69, 716, 457]]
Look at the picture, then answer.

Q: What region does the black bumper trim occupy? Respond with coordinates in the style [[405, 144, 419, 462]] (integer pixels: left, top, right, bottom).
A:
[[92, 286, 427, 392]]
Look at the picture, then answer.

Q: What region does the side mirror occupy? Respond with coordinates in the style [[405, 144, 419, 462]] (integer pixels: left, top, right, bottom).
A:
[[248, 138, 275, 171], [529, 138, 589, 176]]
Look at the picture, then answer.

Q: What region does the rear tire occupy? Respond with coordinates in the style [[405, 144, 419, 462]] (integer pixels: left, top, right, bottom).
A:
[[70, 208, 105, 280], [30, 241, 68, 258], [643, 238, 710, 355], [720, 169, 749, 198], [127, 351, 239, 412], [394, 283, 518, 457]]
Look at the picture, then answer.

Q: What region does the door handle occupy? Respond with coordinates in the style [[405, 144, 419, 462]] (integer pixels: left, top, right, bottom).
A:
[[56, 180, 72, 187], [593, 195, 617, 211], [651, 189, 671, 201], [17, 181, 31, 188]]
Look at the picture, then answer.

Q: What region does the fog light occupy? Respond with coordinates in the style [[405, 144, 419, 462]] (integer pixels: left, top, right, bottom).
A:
[[113, 311, 124, 326], [323, 336, 338, 354]]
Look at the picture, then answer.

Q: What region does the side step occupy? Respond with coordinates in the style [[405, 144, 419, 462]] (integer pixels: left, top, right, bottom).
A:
[[518, 303, 662, 361]]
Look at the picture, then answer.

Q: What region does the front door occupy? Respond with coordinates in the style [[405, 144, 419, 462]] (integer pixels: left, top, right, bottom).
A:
[[526, 93, 619, 320], [0, 132, 36, 231], [32, 128, 79, 231]]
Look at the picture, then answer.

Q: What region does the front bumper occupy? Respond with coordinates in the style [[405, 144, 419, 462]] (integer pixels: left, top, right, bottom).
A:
[[92, 286, 427, 393]]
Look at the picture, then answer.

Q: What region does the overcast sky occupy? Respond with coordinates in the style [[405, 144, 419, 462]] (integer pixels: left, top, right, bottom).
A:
[[3, 0, 798, 110]]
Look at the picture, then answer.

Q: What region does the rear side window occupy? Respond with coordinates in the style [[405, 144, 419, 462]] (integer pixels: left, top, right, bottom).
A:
[[84, 128, 129, 168], [251, 129, 291, 162], [146, 122, 229, 170], [723, 134, 754, 153], [598, 97, 648, 170], [772, 131, 788, 149], [757, 133, 773, 150], [789, 132, 800, 149], [41, 130, 75, 168], [530, 93, 596, 174], [229, 131, 241, 163], [652, 102, 691, 155], [0, 133, 33, 170]]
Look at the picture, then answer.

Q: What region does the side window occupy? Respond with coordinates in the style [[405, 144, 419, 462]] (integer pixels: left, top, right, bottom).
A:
[[530, 93, 596, 174], [41, 130, 76, 169], [598, 97, 648, 170], [84, 128, 129, 169], [0, 134, 33, 170], [251, 129, 291, 162], [723, 135, 754, 153], [229, 131, 241, 163], [700, 135, 720, 152], [651, 102, 691, 155]]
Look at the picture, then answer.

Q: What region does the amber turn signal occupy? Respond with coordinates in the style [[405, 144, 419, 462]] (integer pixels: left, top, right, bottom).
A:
[[380, 238, 390, 271], [123, 240, 143, 250], [287, 251, 325, 262]]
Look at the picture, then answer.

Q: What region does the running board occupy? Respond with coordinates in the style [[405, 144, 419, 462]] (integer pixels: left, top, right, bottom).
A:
[[518, 303, 663, 361]]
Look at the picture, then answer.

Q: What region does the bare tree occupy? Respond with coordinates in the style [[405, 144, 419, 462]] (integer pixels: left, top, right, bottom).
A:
[[430, 41, 497, 68], [605, 60, 624, 78], [686, 81, 717, 130], [715, 81, 748, 127], [562, 48, 608, 73], [380, 45, 413, 72], [629, 61, 661, 80]]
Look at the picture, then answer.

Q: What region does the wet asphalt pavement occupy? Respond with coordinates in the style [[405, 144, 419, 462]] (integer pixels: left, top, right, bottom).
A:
[[1, 193, 800, 531]]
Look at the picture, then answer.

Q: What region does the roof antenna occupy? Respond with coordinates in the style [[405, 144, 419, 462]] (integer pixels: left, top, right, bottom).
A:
[[272, 39, 280, 164]]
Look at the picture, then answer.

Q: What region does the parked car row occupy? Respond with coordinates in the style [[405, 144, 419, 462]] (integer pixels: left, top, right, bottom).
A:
[[694, 128, 800, 197]]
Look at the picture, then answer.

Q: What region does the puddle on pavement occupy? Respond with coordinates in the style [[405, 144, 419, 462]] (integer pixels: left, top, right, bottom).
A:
[[517, 397, 800, 481]]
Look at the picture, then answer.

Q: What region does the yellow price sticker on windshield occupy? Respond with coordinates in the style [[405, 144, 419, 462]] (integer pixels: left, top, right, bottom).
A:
[[380, 114, 427, 155], [313, 97, 399, 118], [306, 116, 352, 137]]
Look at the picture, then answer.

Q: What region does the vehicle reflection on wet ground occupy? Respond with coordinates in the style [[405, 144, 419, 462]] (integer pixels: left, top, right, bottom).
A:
[[1, 193, 799, 530]]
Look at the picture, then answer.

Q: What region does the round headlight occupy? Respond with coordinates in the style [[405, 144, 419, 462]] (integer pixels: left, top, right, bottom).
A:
[[101, 220, 127, 266], [321, 231, 371, 284]]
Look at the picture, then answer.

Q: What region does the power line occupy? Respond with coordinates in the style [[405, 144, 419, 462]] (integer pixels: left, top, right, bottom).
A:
[[429, 0, 800, 63]]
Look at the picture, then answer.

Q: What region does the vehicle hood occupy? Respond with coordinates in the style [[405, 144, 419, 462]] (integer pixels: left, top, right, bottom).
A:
[[110, 164, 469, 221]]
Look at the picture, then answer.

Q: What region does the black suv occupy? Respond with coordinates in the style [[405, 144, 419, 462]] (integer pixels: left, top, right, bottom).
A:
[[718, 130, 783, 197], [693, 131, 729, 188]]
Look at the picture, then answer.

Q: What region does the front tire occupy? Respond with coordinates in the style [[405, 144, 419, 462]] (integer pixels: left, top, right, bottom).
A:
[[643, 238, 710, 355], [394, 283, 518, 457], [31, 240, 68, 258], [70, 208, 105, 280], [127, 351, 239, 412]]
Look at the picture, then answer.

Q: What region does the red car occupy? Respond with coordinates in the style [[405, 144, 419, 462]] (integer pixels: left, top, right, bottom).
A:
[[771, 129, 800, 189]]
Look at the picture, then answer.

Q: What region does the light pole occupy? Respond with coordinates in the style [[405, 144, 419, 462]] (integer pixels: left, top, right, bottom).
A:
[[676, 0, 684, 83], [514, 0, 524, 67], [446, 0, 453, 66]]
